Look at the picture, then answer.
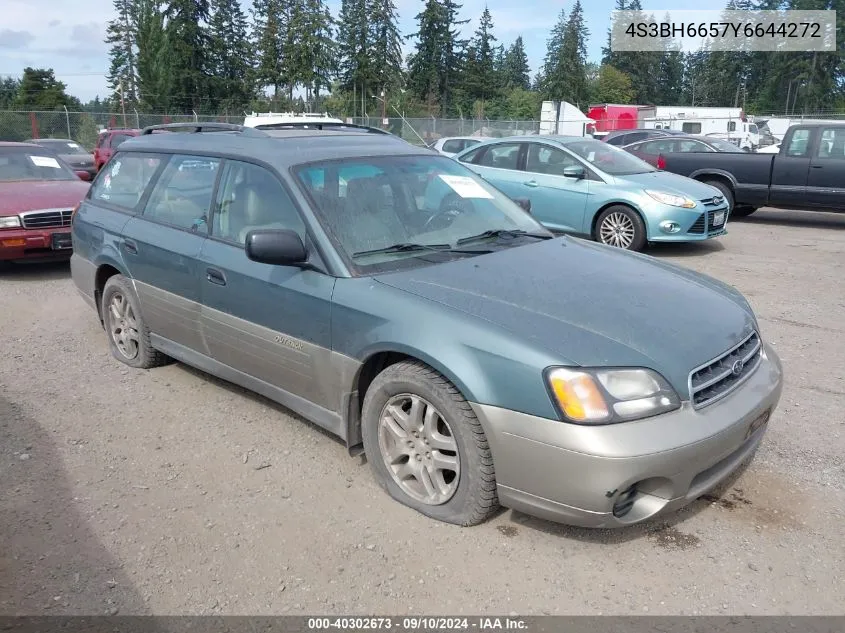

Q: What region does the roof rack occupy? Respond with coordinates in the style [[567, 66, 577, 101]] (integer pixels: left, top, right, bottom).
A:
[[140, 122, 268, 137], [252, 121, 391, 135]]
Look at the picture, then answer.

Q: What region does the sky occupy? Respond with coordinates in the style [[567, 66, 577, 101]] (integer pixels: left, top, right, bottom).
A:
[[0, 0, 703, 104]]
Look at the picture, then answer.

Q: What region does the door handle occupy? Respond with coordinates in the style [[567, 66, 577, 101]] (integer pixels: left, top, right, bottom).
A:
[[122, 239, 138, 254], [811, 165, 823, 169], [523, 180, 538, 188], [206, 267, 227, 286]]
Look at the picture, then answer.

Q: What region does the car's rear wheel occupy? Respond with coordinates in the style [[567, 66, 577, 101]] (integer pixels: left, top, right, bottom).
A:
[[101, 275, 170, 369], [595, 205, 647, 251], [361, 360, 499, 526]]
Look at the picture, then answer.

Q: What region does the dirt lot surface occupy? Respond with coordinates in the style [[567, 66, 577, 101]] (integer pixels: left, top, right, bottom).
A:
[[1, 208, 844, 617]]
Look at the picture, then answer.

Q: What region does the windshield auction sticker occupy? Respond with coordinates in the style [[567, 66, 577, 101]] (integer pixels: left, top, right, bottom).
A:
[[610, 10, 836, 52], [439, 175, 494, 199]]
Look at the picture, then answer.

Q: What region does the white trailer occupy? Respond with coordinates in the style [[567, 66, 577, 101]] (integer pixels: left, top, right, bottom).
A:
[[539, 101, 594, 137], [643, 107, 760, 150]]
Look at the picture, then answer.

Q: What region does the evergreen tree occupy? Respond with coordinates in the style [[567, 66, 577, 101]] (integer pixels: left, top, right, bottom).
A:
[[502, 36, 530, 90], [407, 0, 447, 113], [208, 0, 254, 111], [464, 6, 498, 115], [166, 0, 211, 112], [287, 0, 337, 105], [441, 0, 470, 116], [105, 0, 139, 105], [0, 77, 21, 110], [12, 68, 82, 110], [252, 0, 285, 99], [368, 0, 404, 96], [135, 0, 173, 111], [541, 9, 566, 99], [337, 0, 371, 108], [559, 0, 589, 106]]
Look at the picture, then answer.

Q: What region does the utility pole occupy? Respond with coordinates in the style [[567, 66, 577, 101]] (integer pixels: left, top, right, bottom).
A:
[[381, 85, 387, 128], [119, 78, 127, 128]]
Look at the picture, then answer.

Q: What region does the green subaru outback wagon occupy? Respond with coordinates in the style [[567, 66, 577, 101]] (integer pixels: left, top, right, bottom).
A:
[[70, 122, 783, 528]]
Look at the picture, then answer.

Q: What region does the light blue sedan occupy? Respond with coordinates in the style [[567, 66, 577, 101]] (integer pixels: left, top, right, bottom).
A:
[[453, 136, 730, 251]]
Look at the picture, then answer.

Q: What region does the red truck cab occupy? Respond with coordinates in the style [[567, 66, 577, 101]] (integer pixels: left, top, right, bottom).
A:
[[94, 128, 140, 172], [0, 142, 91, 263]]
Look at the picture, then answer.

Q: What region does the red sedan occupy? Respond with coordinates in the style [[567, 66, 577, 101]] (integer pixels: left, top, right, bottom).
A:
[[0, 142, 91, 264]]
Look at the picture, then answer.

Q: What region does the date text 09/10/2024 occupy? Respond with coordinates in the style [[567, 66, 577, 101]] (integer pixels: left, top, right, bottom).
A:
[[307, 617, 528, 631]]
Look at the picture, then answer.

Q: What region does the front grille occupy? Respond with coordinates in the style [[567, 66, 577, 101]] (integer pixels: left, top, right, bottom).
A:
[[700, 196, 724, 207], [689, 331, 762, 408], [21, 208, 73, 229], [688, 210, 728, 235]]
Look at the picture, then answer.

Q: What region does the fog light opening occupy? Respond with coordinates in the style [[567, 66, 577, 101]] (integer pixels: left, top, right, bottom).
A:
[[659, 220, 681, 234], [612, 484, 638, 518]]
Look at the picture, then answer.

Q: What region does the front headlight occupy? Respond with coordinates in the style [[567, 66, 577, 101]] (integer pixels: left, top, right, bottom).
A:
[[545, 367, 681, 424], [645, 189, 696, 209], [0, 216, 21, 229]]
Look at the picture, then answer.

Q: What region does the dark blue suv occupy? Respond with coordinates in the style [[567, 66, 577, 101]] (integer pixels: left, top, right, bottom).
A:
[[70, 122, 782, 529]]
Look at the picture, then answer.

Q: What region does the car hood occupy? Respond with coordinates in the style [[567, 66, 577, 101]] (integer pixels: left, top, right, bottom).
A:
[[374, 237, 756, 396], [0, 180, 90, 215], [620, 171, 721, 200]]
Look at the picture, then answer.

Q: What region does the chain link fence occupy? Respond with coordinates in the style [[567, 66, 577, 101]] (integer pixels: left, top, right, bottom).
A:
[[0, 110, 543, 149]]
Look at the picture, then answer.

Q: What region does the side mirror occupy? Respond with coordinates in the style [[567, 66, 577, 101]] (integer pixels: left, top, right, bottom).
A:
[[245, 229, 307, 266], [75, 170, 91, 181], [514, 197, 532, 214], [563, 165, 585, 179]]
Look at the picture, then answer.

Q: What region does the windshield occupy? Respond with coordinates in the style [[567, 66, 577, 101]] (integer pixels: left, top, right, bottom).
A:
[[35, 139, 88, 154], [707, 138, 746, 152], [0, 147, 76, 182], [293, 154, 552, 274], [562, 139, 655, 175]]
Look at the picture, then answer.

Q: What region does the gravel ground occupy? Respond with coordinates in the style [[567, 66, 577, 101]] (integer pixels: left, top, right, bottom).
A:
[[1, 208, 844, 616]]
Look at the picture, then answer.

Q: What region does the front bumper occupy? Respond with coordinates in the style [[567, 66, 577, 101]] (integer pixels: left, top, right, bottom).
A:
[[0, 226, 74, 262], [646, 205, 730, 243], [470, 342, 783, 528]]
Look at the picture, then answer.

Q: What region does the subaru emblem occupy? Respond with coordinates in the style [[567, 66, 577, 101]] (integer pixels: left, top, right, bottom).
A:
[[731, 359, 744, 376]]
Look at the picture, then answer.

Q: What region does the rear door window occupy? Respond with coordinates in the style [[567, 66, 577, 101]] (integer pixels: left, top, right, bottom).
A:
[[815, 128, 845, 159], [477, 143, 522, 170], [441, 139, 466, 153], [142, 155, 220, 233], [90, 153, 163, 210]]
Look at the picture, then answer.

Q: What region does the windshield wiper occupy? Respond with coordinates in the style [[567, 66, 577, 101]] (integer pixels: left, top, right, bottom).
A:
[[352, 242, 490, 259], [456, 229, 552, 245]]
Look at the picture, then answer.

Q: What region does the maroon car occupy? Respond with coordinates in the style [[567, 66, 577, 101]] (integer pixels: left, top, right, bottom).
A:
[[0, 142, 91, 263], [94, 128, 140, 172]]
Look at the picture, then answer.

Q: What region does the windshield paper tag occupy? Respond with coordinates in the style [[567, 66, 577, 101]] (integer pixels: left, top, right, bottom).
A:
[[30, 156, 62, 169], [439, 175, 494, 199]]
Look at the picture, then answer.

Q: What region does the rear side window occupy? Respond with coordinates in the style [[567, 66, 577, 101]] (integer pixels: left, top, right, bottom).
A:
[[111, 133, 132, 148], [815, 128, 845, 159], [441, 139, 466, 153], [606, 134, 628, 146], [681, 122, 702, 134], [142, 155, 220, 233], [90, 153, 162, 209]]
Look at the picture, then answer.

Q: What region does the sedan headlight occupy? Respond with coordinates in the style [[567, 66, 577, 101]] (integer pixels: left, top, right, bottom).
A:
[[0, 216, 21, 229], [545, 367, 681, 424], [645, 189, 696, 209]]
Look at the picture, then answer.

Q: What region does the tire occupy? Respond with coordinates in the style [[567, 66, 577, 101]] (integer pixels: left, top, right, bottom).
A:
[[594, 205, 647, 251], [101, 275, 170, 369], [361, 360, 499, 526], [730, 206, 758, 218], [703, 179, 734, 214]]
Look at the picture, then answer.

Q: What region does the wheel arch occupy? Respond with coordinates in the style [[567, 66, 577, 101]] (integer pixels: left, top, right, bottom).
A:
[[344, 345, 479, 454], [93, 258, 129, 324], [590, 201, 648, 241]]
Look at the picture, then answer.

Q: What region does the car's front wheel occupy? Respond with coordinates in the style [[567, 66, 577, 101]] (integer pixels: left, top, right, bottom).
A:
[[361, 360, 499, 526], [595, 205, 647, 251]]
